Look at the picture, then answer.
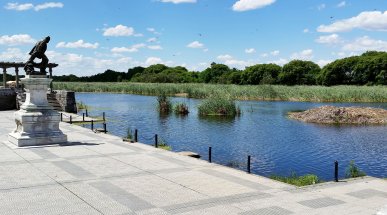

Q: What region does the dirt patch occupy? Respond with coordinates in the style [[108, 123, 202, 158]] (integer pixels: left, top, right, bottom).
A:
[[289, 106, 387, 125]]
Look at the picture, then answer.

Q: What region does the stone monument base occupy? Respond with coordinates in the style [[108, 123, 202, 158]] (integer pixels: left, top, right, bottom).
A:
[[8, 110, 67, 147]]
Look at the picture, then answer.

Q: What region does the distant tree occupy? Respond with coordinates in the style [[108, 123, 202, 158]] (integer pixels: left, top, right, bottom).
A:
[[144, 64, 168, 74], [127, 66, 145, 81], [200, 63, 231, 83], [279, 60, 320, 85], [241, 64, 281, 85]]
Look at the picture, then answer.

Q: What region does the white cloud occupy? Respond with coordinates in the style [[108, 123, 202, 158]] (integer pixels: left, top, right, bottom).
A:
[[317, 4, 326, 11], [103, 25, 135, 37], [316, 59, 332, 67], [148, 45, 163, 50], [232, 0, 275, 12], [159, 0, 196, 4], [317, 11, 387, 33], [147, 37, 158, 43], [217, 54, 233, 61], [56, 40, 99, 49], [144, 57, 173, 66], [147, 28, 161, 35], [4, 3, 33, 11], [4, 2, 63, 11], [34, 2, 63, 11], [245, 48, 256, 54], [337, 1, 346, 8], [342, 36, 387, 52], [315, 34, 342, 44], [303, 28, 310, 33], [111, 43, 146, 53], [291, 49, 314, 60], [0, 34, 35, 46], [268, 58, 288, 66], [0, 48, 27, 62], [270, 50, 280, 56], [187, 41, 204, 49]]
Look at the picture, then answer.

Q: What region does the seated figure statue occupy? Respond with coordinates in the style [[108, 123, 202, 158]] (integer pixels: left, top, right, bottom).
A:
[[24, 36, 50, 75]]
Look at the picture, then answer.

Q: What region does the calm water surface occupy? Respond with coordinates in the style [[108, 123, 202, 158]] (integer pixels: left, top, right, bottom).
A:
[[76, 93, 387, 180]]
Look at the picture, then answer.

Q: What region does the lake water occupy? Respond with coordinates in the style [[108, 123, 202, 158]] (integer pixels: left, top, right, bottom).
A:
[[76, 93, 387, 180]]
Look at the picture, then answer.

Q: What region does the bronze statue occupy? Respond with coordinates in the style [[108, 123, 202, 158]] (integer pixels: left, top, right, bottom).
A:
[[24, 36, 50, 75]]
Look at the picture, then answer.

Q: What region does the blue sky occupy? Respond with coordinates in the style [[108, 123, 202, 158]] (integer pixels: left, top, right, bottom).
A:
[[1, 0, 387, 75]]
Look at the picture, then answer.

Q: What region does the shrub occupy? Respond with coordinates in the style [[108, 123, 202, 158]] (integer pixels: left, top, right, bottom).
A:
[[198, 95, 241, 116], [173, 103, 189, 115], [157, 94, 172, 114], [345, 161, 366, 178], [270, 172, 321, 186]]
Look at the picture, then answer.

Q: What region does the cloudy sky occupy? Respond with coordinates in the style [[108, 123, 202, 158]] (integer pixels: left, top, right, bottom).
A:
[[1, 0, 387, 75]]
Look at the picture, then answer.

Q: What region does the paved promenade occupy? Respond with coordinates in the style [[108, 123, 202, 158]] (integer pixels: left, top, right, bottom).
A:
[[0, 110, 386, 215]]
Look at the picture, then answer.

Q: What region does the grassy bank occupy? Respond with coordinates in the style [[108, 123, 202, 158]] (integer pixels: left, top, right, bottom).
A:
[[54, 82, 387, 102]]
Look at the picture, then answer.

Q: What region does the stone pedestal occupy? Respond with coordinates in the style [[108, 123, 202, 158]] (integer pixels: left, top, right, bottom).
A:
[[8, 75, 67, 147]]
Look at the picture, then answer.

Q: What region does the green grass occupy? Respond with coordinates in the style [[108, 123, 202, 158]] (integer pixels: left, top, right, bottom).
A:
[[157, 137, 171, 151], [157, 94, 172, 114], [345, 161, 366, 178], [198, 95, 241, 116], [173, 102, 189, 115], [76, 101, 88, 110], [270, 172, 321, 187], [54, 82, 387, 102]]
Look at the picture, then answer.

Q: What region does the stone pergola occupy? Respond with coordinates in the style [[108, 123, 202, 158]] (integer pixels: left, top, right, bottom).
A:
[[1, 62, 58, 88]]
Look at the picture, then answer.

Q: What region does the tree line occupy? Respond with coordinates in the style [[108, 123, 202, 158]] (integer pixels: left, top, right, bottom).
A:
[[52, 51, 387, 86]]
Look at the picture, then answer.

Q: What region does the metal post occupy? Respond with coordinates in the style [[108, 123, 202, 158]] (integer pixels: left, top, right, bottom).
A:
[[60, 113, 63, 121], [2, 67, 6, 88], [134, 129, 138, 142], [103, 123, 107, 133], [209, 147, 212, 163], [334, 161, 339, 182], [91, 120, 94, 130], [82, 113, 85, 122], [86, 109, 88, 117], [103, 112, 105, 122], [69, 115, 72, 124], [155, 134, 158, 148], [247, 155, 251, 174], [15, 67, 19, 89]]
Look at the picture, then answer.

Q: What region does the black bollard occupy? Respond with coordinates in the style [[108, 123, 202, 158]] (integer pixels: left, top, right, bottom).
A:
[[155, 134, 158, 148], [91, 120, 94, 130], [247, 155, 251, 174], [103, 123, 107, 133], [82, 113, 85, 122], [85, 109, 88, 117], [134, 129, 138, 142], [60, 113, 63, 122], [103, 112, 105, 122], [70, 115, 72, 124], [334, 161, 339, 182], [209, 147, 212, 163]]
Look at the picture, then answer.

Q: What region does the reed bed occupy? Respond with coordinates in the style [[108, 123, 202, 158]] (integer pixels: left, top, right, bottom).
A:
[[54, 82, 387, 103]]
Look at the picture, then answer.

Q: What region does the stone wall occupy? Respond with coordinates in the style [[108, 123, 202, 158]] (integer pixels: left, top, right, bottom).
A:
[[0, 88, 16, 110], [54, 90, 77, 113]]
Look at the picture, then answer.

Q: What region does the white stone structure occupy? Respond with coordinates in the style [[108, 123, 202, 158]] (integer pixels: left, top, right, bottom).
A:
[[8, 75, 67, 146]]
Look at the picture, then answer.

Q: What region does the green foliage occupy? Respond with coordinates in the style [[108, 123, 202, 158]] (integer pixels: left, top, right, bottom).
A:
[[158, 137, 171, 151], [198, 94, 240, 116], [200, 63, 231, 83], [173, 103, 189, 115], [54, 82, 387, 103], [270, 172, 321, 186], [157, 94, 172, 114], [279, 60, 321, 85], [345, 161, 366, 178], [241, 64, 281, 85], [76, 101, 88, 110], [126, 128, 133, 140]]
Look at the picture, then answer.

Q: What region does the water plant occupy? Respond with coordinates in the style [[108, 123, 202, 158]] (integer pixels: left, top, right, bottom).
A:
[[345, 161, 366, 178], [76, 101, 88, 110], [124, 128, 133, 142], [270, 172, 321, 187], [173, 102, 189, 115], [157, 94, 172, 114], [198, 95, 241, 116], [158, 137, 171, 151]]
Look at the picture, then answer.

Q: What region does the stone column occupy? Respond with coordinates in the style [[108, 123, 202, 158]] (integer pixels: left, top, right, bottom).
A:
[[49, 67, 53, 92], [15, 67, 19, 88], [2, 67, 6, 88]]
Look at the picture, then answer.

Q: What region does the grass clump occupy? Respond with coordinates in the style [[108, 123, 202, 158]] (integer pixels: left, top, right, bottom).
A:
[[345, 161, 366, 178], [157, 94, 172, 114], [270, 172, 321, 187], [76, 101, 88, 110], [198, 95, 241, 116], [158, 137, 171, 151], [173, 103, 189, 115]]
